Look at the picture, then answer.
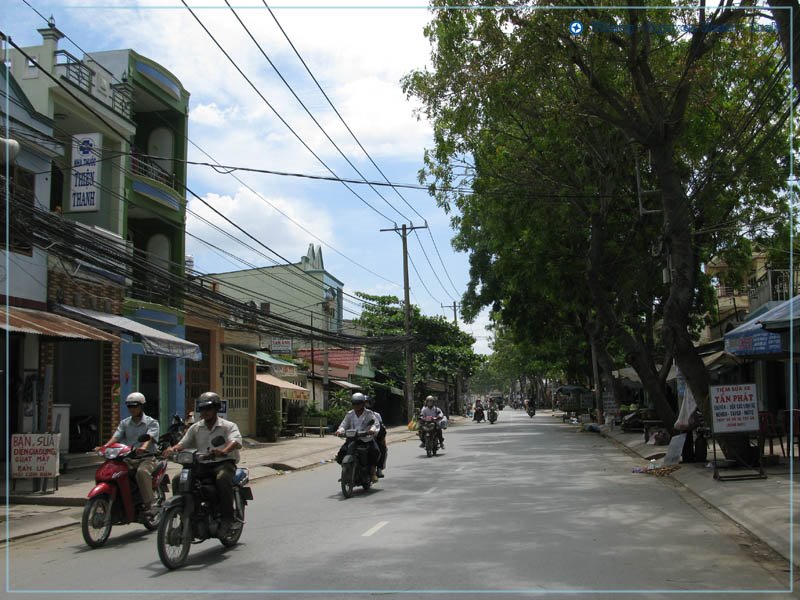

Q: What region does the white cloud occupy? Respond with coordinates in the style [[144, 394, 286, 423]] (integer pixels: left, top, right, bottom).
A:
[[189, 102, 239, 127]]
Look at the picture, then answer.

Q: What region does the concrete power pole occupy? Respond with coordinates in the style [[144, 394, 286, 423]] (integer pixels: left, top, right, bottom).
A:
[[442, 301, 461, 417], [381, 223, 427, 421]]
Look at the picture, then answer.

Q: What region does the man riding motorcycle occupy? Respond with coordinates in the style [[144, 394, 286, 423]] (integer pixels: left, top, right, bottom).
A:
[[163, 391, 242, 537], [335, 393, 380, 483], [419, 395, 446, 449]]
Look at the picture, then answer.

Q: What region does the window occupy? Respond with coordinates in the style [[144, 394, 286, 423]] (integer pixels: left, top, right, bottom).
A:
[[222, 352, 250, 410], [0, 166, 35, 254]]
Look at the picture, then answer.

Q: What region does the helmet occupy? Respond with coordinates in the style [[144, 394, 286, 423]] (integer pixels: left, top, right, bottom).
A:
[[351, 392, 366, 405], [125, 392, 146, 406], [425, 395, 435, 405], [364, 395, 373, 407], [197, 391, 223, 411]]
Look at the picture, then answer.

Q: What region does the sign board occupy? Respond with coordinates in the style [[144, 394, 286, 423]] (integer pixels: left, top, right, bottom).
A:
[[709, 383, 758, 433], [11, 433, 60, 478], [271, 337, 292, 354], [69, 133, 102, 212], [195, 399, 227, 420], [602, 391, 617, 414]]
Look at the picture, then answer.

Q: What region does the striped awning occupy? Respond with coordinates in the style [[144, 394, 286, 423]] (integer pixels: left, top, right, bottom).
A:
[[0, 306, 119, 342]]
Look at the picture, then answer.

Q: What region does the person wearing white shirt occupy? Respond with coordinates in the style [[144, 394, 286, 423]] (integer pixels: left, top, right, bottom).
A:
[[419, 395, 446, 449], [335, 393, 381, 482]]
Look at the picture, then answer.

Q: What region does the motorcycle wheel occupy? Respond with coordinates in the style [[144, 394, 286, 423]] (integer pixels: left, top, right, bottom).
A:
[[341, 464, 354, 498], [157, 505, 191, 570], [220, 490, 245, 548], [81, 495, 113, 548], [425, 437, 433, 457], [143, 480, 169, 531]]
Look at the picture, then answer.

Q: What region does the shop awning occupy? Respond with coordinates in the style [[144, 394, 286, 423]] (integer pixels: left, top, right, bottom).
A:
[[759, 295, 799, 332], [331, 379, 361, 390], [724, 299, 790, 356], [0, 306, 120, 342], [57, 304, 202, 360], [256, 373, 309, 401]]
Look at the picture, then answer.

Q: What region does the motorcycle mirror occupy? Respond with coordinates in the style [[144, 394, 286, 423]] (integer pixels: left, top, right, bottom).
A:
[[211, 435, 226, 447]]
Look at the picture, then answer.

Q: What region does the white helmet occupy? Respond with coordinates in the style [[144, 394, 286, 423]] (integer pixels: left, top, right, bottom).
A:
[[351, 392, 366, 405], [125, 392, 146, 406], [425, 395, 435, 405]]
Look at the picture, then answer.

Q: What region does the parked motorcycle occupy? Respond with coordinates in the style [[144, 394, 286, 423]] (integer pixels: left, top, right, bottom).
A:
[[81, 434, 169, 548], [337, 421, 375, 498], [488, 407, 498, 424], [474, 407, 485, 423], [70, 414, 99, 452], [157, 413, 186, 453], [157, 436, 252, 570], [419, 416, 441, 457]]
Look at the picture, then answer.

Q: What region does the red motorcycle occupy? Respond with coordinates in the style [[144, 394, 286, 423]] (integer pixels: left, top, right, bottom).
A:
[[81, 436, 170, 548]]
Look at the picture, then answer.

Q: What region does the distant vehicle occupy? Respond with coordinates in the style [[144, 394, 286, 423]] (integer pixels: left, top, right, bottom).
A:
[[489, 395, 505, 410]]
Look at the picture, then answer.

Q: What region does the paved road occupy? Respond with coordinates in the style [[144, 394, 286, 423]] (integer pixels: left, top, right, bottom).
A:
[[4, 409, 792, 598]]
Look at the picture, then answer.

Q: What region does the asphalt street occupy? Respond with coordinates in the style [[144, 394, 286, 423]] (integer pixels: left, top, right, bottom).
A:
[[4, 409, 792, 599]]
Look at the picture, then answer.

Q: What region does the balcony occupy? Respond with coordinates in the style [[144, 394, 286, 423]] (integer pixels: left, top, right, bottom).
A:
[[748, 268, 800, 312], [53, 50, 132, 120], [131, 150, 179, 193]]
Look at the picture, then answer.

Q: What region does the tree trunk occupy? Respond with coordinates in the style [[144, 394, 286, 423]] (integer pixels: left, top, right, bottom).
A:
[[768, 1, 800, 92]]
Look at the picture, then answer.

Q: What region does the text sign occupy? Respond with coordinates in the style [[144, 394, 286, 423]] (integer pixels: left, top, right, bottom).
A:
[[70, 132, 102, 212], [11, 433, 60, 478], [710, 384, 758, 433], [271, 337, 292, 354]]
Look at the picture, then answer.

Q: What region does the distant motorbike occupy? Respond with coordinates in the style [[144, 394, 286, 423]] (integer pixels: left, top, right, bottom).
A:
[[419, 416, 441, 457], [488, 407, 498, 424], [527, 405, 536, 418], [157, 436, 252, 569], [337, 420, 375, 498], [81, 435, 169, 548], [474, 407, 485, 423], [157, 413, 186, 452]]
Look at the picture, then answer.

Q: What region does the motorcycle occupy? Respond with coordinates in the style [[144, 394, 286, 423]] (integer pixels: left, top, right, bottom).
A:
[[157, 413, 186, 453], [81, 434, 169, 548], [474, 407, 485, 423], [419, 416, 441, 457], [337, 420, 375, 498], [488, 407, 498, 424], [157, 436, 252, 569], [527, 405, 536, 418]]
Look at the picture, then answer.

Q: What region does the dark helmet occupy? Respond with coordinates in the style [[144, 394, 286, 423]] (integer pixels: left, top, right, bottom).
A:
[[351, 392, 366, 405], [197, 391, 222, 411], [125, 392, 146, 407]]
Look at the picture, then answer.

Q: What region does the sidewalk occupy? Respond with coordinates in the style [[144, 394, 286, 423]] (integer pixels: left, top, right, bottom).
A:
[[597, 417, 800, 568], [1, 419, 426, 542]]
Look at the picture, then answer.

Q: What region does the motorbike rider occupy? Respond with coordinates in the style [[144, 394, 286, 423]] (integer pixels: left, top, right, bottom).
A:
[[364, 395, 387, 478], [419, 395, 445, 449], [95, 392, 160, 515], [473, 398, 485, 422], [163, 391, 242, 537], [335, 392, 380, 483]]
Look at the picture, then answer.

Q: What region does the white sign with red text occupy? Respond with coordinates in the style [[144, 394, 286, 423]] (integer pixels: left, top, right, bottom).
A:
[[709, 384, 758, 433], [11, 433, 60, 478]]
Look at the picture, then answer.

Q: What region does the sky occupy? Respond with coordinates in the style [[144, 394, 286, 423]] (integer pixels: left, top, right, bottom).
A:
[[4, 0, 496, 354]]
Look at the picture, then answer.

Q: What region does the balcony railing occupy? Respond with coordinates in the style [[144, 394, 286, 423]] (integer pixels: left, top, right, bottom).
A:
[[748, 268, 800, 311], [54, 49, 92, 93], [130, 151, 179, 192], [54, 50, 132, 120]]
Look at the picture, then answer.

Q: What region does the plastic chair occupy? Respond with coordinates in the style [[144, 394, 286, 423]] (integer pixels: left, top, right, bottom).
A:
[[758, 411, 785, 457]]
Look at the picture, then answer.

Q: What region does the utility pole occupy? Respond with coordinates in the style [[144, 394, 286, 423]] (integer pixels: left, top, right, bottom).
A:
[[381, 222, 427, 421], [441, 301, 461, 418]]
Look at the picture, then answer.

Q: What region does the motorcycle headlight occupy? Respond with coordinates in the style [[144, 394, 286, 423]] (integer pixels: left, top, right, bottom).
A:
[[176, 450, 195, 465], [104, 447, 123, 459]]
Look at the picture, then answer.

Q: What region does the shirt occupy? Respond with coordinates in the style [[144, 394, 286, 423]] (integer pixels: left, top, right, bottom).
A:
[[337, 408, 380, 439], [112, 414, 159, 447], [178, 416, 242, 462], [420, 406, 443, 419]]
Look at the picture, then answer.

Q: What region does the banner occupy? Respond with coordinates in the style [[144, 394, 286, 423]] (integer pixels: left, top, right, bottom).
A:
[[70, 133, 102, 212]]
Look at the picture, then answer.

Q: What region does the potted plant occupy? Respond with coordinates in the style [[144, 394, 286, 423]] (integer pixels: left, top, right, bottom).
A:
[[257, 407, 281, 443]]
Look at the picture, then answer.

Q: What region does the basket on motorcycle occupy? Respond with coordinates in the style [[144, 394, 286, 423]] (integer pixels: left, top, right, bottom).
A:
[[345, 429, 358, 438]]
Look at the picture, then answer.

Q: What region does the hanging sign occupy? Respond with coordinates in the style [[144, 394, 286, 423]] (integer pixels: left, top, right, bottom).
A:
[[69, 132, 102, 212], [271, 337, 292, 354], [11, 433, 60, 478], [709, 383, 758, 433]]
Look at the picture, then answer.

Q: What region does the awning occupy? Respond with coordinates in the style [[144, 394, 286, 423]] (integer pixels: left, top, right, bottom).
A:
[[724, 300, 790, 356], [759, 295, 799, 333], [0, 306, 120, 342], [256, 373, 309, 401], [57, 304, 202, 360], [331, 379, 361, 390], [225, 347, 298, 367]]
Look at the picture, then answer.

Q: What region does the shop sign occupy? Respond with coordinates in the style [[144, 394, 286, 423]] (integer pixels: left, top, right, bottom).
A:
[[709, 383, 758, 433], [271, 337, 292, 354], [70, 133, 102, 212], [11, 433, 60, 478]]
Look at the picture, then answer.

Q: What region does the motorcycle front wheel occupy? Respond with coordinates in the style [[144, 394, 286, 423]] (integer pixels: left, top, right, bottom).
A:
[[425, 436, 434, 457], [81, 495, 113, 548], [157, 505, 191, 569], [220, 490, 246, 548], [143, 480, 169, 531], [340, 463, 355, 498]]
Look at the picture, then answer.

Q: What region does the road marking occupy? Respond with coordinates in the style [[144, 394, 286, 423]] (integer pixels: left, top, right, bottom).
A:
[[423, 486, 437, 495], [362, 521, 388, 537], [455, 465, 466, 472]]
